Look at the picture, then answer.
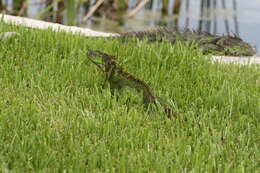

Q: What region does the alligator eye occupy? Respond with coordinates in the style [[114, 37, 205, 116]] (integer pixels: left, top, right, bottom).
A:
[[236, 37, 242, 41]]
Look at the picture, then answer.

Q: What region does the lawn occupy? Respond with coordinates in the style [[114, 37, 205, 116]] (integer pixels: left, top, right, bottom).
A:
[[0, 22, 259, 172]]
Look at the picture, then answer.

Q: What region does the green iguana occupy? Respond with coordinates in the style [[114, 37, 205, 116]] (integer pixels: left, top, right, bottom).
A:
[[87, 49, 176, 118], [111, 27, 256, 56]]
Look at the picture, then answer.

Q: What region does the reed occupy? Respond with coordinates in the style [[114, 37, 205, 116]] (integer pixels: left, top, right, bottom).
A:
[[65, 0, 75, 25], [0, 0, 185, 25]]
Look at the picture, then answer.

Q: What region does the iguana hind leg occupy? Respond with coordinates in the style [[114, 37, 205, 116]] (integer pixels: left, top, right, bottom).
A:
[[87, 49, 177, 119]]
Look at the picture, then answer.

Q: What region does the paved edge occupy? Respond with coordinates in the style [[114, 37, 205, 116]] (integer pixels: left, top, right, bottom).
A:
[[0, 13, 119, 37], [212, 56, 260, 65]]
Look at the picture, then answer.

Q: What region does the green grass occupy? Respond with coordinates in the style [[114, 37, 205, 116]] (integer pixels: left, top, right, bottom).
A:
[[0, 23, 259, 173]]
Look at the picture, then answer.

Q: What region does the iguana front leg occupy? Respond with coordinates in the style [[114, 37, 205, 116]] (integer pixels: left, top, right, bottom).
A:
[[86, 49, 177, 119], [101, 66, 113, 88]]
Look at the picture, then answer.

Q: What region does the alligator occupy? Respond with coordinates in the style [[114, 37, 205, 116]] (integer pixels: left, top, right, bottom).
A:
[[109, 27, 256, 56], [87, 49, 176, 119]]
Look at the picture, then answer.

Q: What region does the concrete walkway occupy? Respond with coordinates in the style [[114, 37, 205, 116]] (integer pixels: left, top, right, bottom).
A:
[[212, 56, 260, 65], [0, 14, 118, 37]]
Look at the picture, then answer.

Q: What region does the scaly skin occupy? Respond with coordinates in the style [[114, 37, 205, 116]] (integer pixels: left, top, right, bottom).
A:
[[113, 28, 256, 56], [87, 50, 176, 118]]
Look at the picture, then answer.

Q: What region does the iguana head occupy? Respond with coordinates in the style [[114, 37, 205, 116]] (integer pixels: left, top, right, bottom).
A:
[[87, 50, 105, 72], [200, 35, 256, 56], [87, 50, 117, 73]]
